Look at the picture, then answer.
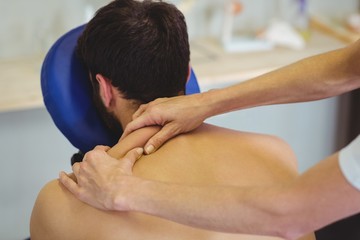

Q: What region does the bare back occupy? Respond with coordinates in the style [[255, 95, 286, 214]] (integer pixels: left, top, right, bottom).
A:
[[30, 124, 315, 240]]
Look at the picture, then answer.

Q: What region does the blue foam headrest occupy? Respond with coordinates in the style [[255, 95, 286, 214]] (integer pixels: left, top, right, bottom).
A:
[[41, 25, 200, 153]]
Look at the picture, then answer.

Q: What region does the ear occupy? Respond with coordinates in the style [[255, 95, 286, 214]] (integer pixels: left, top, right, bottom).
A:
[[96, 74, 114, 108]]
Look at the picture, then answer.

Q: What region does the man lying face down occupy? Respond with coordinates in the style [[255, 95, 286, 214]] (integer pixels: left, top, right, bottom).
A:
[[30, 1, 316, 239]]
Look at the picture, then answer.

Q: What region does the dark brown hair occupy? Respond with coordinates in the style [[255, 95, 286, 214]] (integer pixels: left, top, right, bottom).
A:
[[77, 0, 190, 104]]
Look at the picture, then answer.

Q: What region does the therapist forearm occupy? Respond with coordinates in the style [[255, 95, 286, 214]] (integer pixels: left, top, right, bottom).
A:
[[122, 180, 290, 238], [202, 40, 360, 118]]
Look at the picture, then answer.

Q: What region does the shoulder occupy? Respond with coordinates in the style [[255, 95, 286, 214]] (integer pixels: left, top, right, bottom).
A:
[[252, 133, 298, 171], [234, 131, 300, 183], [32, 177, 78, 209], [201, 124, 299, 175], [30, 178, 80, 240], [31, 179, 65, 221], [30, 179, 60, 239]]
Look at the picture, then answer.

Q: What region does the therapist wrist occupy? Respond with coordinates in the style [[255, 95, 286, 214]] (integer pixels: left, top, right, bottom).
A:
[[201, 88, 232, 118]]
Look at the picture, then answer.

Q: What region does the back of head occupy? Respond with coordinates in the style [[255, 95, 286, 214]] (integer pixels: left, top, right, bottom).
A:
[[77, 0, 190, 103]]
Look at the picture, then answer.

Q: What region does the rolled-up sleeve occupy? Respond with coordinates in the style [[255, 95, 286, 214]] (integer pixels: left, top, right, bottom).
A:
[[339, 135, 360, 191]]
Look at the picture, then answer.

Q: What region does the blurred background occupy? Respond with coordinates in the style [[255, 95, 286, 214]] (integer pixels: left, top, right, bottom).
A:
[[1, 0, 359, 239]]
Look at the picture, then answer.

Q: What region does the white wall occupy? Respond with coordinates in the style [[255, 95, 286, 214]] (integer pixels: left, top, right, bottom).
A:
[[0, 0, 92, 59]]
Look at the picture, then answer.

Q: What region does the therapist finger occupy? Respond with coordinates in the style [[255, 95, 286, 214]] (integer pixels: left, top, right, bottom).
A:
[[72, 162, 81, 178], [121, 113, 155, 140], [59, 171, 80, 197], [144, 123, 181, 154], [93, 145, 111, 152], [121, 148, 144, 172], [132, 103, 148, 120]]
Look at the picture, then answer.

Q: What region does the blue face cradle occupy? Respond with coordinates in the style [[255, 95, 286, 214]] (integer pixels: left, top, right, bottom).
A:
[[41, 24, 200, 153]]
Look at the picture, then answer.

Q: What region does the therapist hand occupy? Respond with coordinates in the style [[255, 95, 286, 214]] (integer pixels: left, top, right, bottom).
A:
[[59, 146, 144, 211], [122, 94, 208, 154]]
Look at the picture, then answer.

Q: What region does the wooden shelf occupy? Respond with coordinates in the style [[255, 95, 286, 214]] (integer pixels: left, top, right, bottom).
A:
[[0, 56, 44, 112]]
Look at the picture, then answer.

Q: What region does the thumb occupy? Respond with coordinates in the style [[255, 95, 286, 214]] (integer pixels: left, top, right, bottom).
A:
[[144, 123, 180, 154], [122, 148, 144, 172]]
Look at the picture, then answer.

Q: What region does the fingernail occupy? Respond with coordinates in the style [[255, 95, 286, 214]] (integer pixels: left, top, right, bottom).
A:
[[145, 145, 155, 154], [136, 148, 144, 155]]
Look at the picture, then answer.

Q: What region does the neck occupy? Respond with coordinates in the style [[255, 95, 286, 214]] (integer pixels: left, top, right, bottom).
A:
[[112, 99, 140, 130]]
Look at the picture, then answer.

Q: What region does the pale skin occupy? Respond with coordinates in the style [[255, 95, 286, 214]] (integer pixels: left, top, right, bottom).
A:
[[57, 40, 360, 239], [31, 75, 315, 240]]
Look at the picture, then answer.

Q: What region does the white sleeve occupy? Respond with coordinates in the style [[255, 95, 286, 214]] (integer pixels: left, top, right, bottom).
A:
[[339, 135, 360, 191]]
